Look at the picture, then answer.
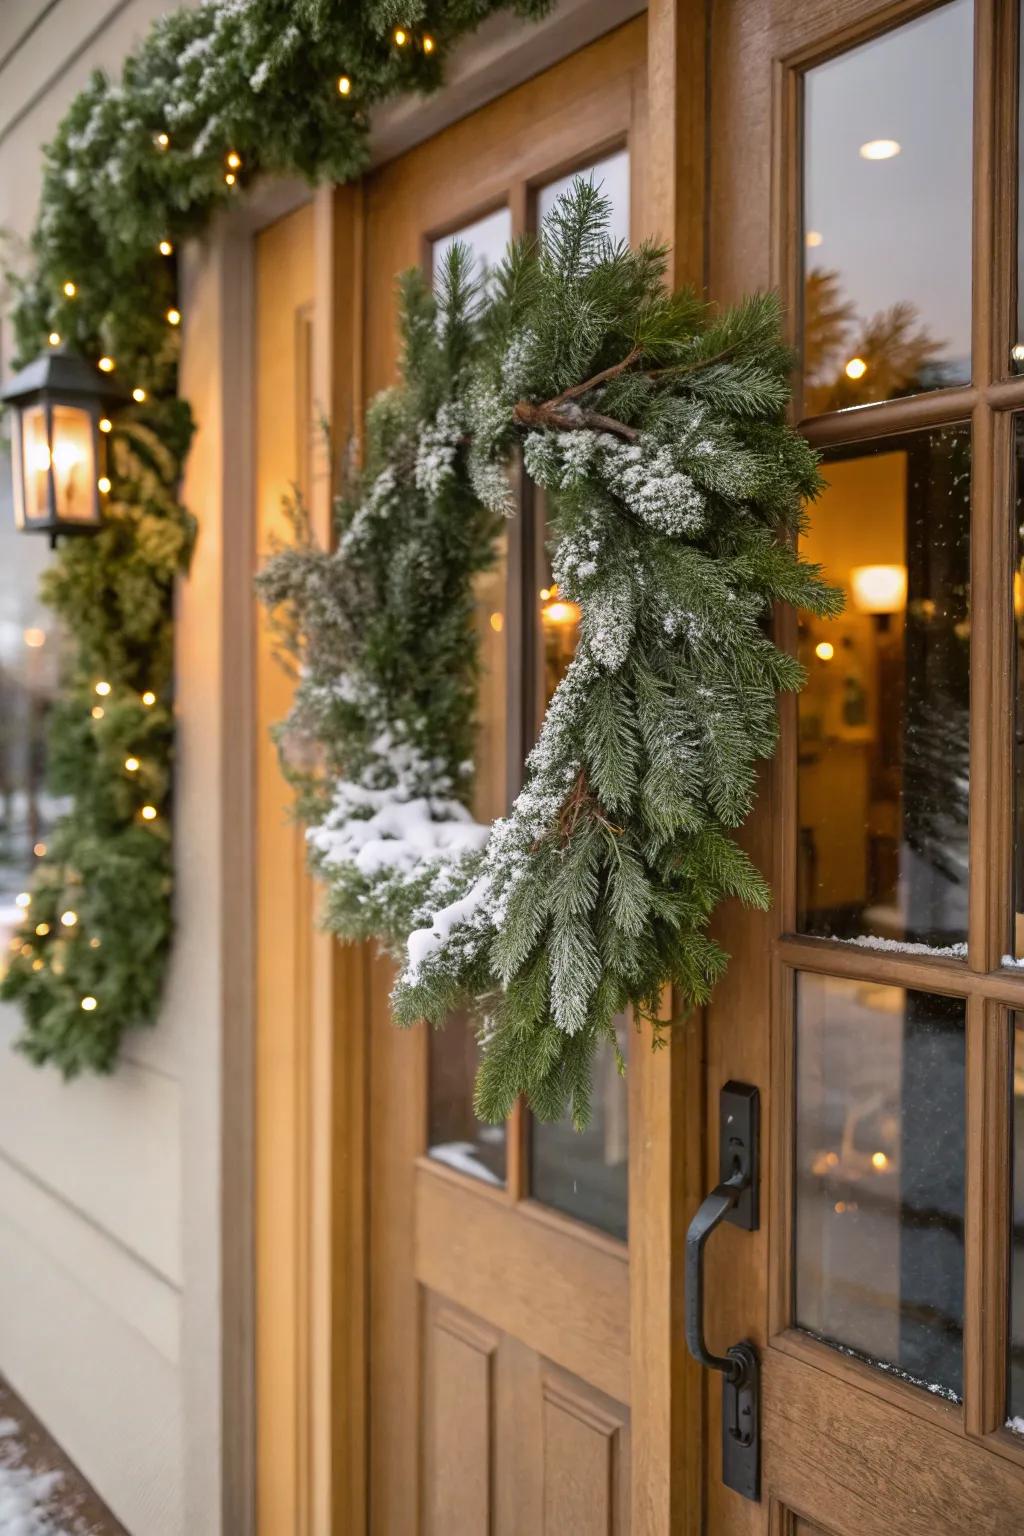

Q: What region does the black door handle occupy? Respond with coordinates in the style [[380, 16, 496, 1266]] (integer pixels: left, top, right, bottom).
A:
[[684, 1081, 761, 1502]]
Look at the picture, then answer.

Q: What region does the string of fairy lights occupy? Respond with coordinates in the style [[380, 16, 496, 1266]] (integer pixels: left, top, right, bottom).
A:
[[4, 18, 441, 1024]]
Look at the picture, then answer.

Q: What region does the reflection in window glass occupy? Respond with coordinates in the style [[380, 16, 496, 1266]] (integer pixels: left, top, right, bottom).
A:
[[432, 206, 512, 291], [1010, 1019, 1024, 1426], [1011, 422, 1024, 958], [428, 1012, 506, 1186], [0, 448, 68, 948], [530, 1014, 629, 1241], [795, 974, 965, 1399], [802, 0, 973, 415], [798, 427, 970, 950], [537, 148, 630, 246]]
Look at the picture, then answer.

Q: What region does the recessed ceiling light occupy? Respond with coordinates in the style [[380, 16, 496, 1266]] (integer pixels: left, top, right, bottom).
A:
[[860, 139, 900, 161]]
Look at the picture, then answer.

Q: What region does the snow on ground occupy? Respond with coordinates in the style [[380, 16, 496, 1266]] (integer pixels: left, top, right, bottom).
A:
[[0, 1414, 87, 1536]]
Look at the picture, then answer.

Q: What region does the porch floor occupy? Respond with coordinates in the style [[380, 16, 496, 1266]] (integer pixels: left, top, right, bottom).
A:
[[0, 1375, 127, 1535]]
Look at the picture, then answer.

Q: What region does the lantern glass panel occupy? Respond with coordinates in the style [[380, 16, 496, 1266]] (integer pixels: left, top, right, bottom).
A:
[[19, 405, 51, 529], [50, 404, 96, 524]]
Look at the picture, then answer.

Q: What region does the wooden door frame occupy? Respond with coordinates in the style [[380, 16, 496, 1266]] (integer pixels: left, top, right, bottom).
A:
[[232, 4, 713, 1534]]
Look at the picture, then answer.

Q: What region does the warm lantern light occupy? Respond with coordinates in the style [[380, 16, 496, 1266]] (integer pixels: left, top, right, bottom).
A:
[[1, 347, 124, 545], [844, 356, 868, 380], [338, 74, 352, 95], [850, 564, 908, 616], [871, 1150, 890, 1170], [542, 598, 582, 627], [159, 239, 174, 256], [166, 308, 181, 326], [814, 640, 835, 661], [63, 281, 77, 298]]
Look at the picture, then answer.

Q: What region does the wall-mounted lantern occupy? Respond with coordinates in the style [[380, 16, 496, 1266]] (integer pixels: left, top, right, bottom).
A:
[[1, 348, 123, 546]]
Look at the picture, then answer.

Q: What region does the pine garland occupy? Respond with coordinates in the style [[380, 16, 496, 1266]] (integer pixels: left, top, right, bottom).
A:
[[1, 0, 550, 1074], [260, 183, 842, 1128]]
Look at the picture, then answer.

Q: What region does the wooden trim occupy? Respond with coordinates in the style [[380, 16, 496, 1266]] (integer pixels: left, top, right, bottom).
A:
[[964, 997, 1012, 1439], [414, 1162, 629, 1404]]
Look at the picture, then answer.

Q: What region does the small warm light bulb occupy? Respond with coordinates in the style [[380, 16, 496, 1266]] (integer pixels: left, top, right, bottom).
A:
[[814, 640, 835, 662], [91, 706, 105, 720], [224, 172, 236, 187], [844, 356, 868, 380], [33, 843, 47, 858], [159, 239, 174, 256], [141, 804, 158, 822], [99, 417, 112, 434], [63, 281, 77, 298], [166, 308, 181, 326], [15, 893, 31, 910], [132, 387, 147, 403], [60, 910, 78, 928], [1013, 343, 1024, 364], [805, 230, 823, 249], [393, 26, 408, 45], [871, 1150, 889, 1171], [35, 923, 50, 937], [98, 356, 115, 373], [338, 74, 352, 95], [81, 995, 98, 1012], [95, 681, 111, 697], [32, 958, 44, 972], [489, 612, 504, 633], [539, 587, 551, 601], [155, 132, 170, 150], [859, 138, 900, 161], [23, 628, 46, 648], [226, 150, 242, 169], [48, 332, 61, 347], [142, 691, 156, 707], [422, 33, 435, 52], [97, 475, 112, 494], [20, 944, 32, 959], [124, 757, 140, 772], [89, 938, 101, 950]]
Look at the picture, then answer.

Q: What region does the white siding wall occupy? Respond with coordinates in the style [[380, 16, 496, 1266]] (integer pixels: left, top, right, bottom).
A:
[[0, 5, 222, 1534]]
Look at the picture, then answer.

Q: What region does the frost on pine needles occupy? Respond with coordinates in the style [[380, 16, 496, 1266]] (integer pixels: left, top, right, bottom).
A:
[[264, 181, 841, 1131]]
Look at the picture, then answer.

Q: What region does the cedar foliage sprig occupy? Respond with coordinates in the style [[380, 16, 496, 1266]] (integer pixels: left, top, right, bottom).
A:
[[1, 0, 550, 1073], [389, 182, 842, 1126]]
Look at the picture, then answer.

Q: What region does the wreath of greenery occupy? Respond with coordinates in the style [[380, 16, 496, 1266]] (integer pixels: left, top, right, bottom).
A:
[[259, 183, 842, 1128], [0, 0, 550, 1074]]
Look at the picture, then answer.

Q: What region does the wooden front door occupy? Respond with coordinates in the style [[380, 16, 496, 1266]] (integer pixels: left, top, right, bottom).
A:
[[356, 17, 691, 1534], [703, 0, 1024, 1531]]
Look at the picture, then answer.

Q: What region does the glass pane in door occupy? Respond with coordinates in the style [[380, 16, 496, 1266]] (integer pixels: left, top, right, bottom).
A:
[[426, 211, 513, 1185], [527, 155, 631, 1240], [795, 973, 966, 1398], [797, 426, 971, 951], [802, 0, 973, 414]]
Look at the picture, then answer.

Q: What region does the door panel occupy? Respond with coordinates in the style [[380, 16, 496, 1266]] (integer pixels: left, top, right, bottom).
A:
[[360, 21, 650, 1534], [706, 0, 1024, 1530]]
